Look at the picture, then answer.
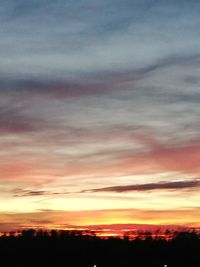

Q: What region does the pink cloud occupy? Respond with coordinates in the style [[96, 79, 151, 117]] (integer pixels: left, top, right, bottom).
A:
[[123, 142, 200, 175]]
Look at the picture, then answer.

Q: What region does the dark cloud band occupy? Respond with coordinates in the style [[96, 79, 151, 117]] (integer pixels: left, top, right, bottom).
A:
[[85, 180, 200, 193]]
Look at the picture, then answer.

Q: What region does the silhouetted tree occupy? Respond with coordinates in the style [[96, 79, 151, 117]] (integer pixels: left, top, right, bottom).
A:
[[0, 229, 199, 267]]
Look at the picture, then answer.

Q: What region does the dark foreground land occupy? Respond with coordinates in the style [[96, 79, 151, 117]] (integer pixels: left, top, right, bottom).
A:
[[0, 230, 199, 267]]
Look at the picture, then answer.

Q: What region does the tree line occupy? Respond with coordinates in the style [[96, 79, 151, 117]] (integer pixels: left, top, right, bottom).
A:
[[0, 229, 199, 267]]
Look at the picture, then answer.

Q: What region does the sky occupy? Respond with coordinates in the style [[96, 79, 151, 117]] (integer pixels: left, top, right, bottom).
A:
[[0, 0, 200, 232]]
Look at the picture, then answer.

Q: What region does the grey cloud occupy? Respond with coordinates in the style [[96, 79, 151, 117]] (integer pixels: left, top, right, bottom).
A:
[[93, 53, 200, 85], [85, 180, 200, 193], [0, 0, 200, 80], [1, 53, 200, 98], [0, 80, 110, 98]]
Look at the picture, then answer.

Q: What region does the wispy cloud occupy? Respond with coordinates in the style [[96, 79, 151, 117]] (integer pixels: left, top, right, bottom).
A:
[[0, 0, 200, 229], [1, 0, 200, 79], [12, 188, 69, 197]]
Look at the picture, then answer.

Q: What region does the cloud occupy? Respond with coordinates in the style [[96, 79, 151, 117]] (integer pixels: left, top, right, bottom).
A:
[[0, 207, 199, 232], [85, 179, 200, 193], [0, 78, 112, 98], [13, 190, 49, 197], [1, 0, 200, 80], [112, 142, 200, 176], [0, 1, 200, 231], [0, 105, 43, 134], [12, 189, 68, 197], [1, 52, 200, 91]]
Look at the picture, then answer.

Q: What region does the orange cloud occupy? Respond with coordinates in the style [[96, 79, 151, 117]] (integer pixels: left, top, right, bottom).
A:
[[0, 208, 199, 232]]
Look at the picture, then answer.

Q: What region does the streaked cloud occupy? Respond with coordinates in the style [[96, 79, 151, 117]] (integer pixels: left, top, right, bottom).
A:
[[0, 0, 200, 230], [1, 0, 200, 80], [85, 179, 200, 193]]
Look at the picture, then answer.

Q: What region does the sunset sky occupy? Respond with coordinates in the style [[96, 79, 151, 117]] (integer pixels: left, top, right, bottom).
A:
[[0, 0, 200, 232]]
